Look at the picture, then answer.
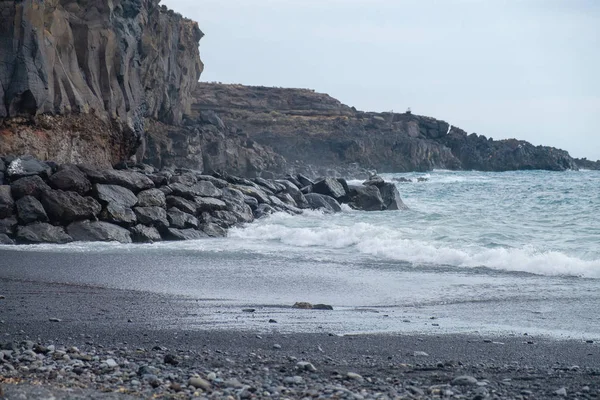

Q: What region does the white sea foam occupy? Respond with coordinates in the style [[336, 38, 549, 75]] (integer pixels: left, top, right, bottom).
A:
[[230, 217, 600, 279]]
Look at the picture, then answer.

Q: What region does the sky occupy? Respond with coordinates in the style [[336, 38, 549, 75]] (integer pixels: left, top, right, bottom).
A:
[[162, 0, 600, 161]]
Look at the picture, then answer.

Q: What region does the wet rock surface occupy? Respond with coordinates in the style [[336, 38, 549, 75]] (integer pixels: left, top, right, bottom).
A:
[[0, 157, 408, 245]]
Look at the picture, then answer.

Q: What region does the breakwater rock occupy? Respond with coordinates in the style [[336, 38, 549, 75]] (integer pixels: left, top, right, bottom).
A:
[[192, 83, 578, 172], [0, 156, 406, 245]]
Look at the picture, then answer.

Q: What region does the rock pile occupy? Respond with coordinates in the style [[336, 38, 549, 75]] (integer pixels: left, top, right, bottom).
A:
[[0, 156, 407, 245]]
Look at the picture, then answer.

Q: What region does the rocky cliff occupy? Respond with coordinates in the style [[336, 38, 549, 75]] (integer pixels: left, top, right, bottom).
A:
[[192, 83, 578, 173], [0, 0, 203, 165]]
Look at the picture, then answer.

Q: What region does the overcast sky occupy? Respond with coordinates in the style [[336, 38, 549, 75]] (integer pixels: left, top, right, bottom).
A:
[[162, 0, 600, 161]]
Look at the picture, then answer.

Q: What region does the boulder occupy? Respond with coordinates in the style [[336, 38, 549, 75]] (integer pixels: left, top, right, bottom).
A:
[[89, 169, 154, 193], [6, 156, 52, 180], [48, 165, 92, 194], [347, 185, 385, 211], [201, 210, 239, 228], [166, 196, 197, 215], [67, 221, 132, 243], [0, 186, 15, 218], [197, 175, 229, 188], [130, 224, 162, 243], [0, 172, 4, 185], [220, 188, 254, 223], [16, 223, 73, 244], [137, 189, 167, 208], [100, 203, 137, 226], [286, 175, 303, 188], [276, 180, 309, 209], [379, 183, 408, 210], [147, 173, 170, 187], [253, 177, 285, 193], [164, 228, 209, 241], [167, 208, 199, 229], [169, 172, 197, 186], [169, 181, 222, 199], [16, 196, 49, 224], [297, 174, 314, 188], [233, 185, 271, 204], [200, 223, 227, 238], [194, 197, 228, 213], [0, 217, 17, 235], [94, 184, 138, 207], [0, 233, 14, 245], [254, 204, 276, 219], [313, 177, 346, 199], [133, 207, 169, 231], [304, 193, 342, 213], [243, 196, 259, 211], [362, 174, 386, 188], [10, 175, 51, 200], [41, 190, 102, 224]]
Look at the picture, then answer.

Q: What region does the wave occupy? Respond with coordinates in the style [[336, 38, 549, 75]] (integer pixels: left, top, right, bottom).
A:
[[230, 215, 600, 279]]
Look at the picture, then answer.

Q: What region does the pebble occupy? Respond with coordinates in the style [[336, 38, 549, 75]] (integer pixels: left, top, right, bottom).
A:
[[104, 358, 118, 368], [346, 372, 363, 381], [273, 344, 282, 349], [451, 375, 478, 386], [189, 376, 211, 391], [297, 361, 317, 372], [48, 318, 62, 322], [413, 351, 429, 357], [555, 387, 567, 396]]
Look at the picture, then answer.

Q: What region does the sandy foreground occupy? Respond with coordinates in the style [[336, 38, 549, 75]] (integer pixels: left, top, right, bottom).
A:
[[0, 277, 599, 399]]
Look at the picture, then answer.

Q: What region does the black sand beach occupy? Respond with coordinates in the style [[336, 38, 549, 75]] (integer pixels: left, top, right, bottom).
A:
[[1, 275, 599, 399]]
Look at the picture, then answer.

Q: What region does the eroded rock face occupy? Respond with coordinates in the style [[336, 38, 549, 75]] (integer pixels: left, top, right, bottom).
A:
[[0, 0, 203, 165]]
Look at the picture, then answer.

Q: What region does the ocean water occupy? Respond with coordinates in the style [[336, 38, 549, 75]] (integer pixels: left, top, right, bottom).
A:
[[2, 170, 599, 338]]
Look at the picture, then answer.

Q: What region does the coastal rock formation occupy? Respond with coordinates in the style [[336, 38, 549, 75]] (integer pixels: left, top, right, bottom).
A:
[[192, 83, 578, 173], [0, 156, 407, 245], [0, 0, 203, 165]]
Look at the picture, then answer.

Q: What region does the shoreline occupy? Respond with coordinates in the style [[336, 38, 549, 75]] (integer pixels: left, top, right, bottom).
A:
[[1, 278, 599, 398]]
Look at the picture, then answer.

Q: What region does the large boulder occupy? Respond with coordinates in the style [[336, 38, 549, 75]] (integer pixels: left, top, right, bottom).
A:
[[169, 172, 197, 186], [130, 224, 162, 243], [166, 196, 197, 215], [137, 189, 167, 208], [304, 193, 342, 213], [312, 178, 346, 199], [16, 196, 49, 224], [134, 207, 169, 231], [201, 210, 239, 228], [10, 175, 51, 200], [48, 165, 92, 195], [221, 188, 254, 223], [86, 169, 155, 193], [275, 180, 309, 209], [0, 234, 14, 245], [0, 217, 17, 235], [253, 177, 285, 193], [194, 197, 227, 213], [167, 208, 199, 229], [67, 221, 132, 244], [0, 186, 15, 218], [347, 185, 385, 211], [233, 185, 271, 204], [200, 223, 227, 238], [197, 175, 229, 188], [6, 156, 52, 180], [100, 203, 137, 226], [41, 190, 102, 224], [169, 181, 222, 199], [379, 183, 408, 210], [94, 184, 138, 207], [164, 228, 209, 241], [16, 223, 73, 244]]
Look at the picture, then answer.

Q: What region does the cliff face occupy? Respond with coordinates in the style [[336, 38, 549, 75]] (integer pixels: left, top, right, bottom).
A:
[[0, 0, 203, 164], [192, 83, 578, 173]]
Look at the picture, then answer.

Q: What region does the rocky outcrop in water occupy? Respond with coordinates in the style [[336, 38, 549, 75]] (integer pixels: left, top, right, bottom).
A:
[[0, 156, 406, 245], [574, 158, 600, 170], [192, 83, 579, 173], [0, 0, 203, 165]]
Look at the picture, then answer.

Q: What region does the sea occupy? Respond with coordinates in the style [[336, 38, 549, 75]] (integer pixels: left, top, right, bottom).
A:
[[2, 170, 599, 339]]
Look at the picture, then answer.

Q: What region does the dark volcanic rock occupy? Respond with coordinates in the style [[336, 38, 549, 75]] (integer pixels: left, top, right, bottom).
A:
[[67, 221, 132, 244], [16, 196, 49, 224], [10, 176, 51, 200], [194, 197, 227, 213], [92, 170, 155, 193], [0, 186, 15, 218], [16, 223, 73, 244], [0, 217, 17, 235], [379, 183, 408, 210], [130, 224, 162, 243], [167, 208, 199, 229], [313, 178, 346, 199], [0, 233, 14, 245], [137, 189, 167, 208], [95, 184, 138, 207], [6, 157, 52, 180], [48, 165, 92, 194], [100, 203, 137, 227], [304, 193, 342, 213], [165, 228, 209, 241], [134, 207, 169, 231], [41, 190, 101, 224], [347, 185, 385, 211]]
